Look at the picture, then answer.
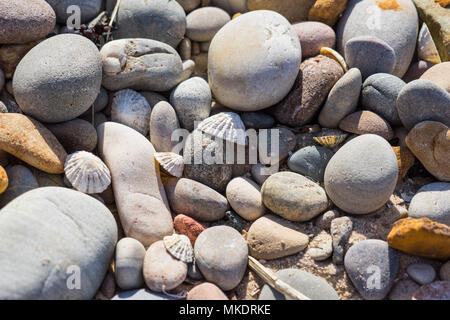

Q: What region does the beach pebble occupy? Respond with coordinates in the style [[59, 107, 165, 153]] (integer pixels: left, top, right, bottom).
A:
[[97, 122, 173, 247], [143, 241, 187, 292], [0, 113, 67, 174], [420, 61, 450, 93], [46, 0, 102, 24], [113, 0, 186, 48], [0, 165, 7, 194], [0, 165, 39, 208], [0, 41, 41, 79], [211, 0, 248, 14], [407, 263, 436, 285], [187, 283, 228, 300], [112, 289, 175, 300], [186, 7, 230, 42], [258, 268, 339, 300], [101, 39, 183, 92], [403, 60, 435, 83], [0, 0, 55, 44], [174, 214, 206, 246], [178, 38, 192, 60], [259, 127, 297, 165], [247, 0, 315, 23], [412, 281, 450, 300], [308, 0, 347, 26], [149, 101, 180, 153], [397, 79, 450, 130], [292, 21, 336, 58], [388, 279, 420, 300], [287, 146, 334, 182], [344, 239, 399, 300], [324, 134, 398, 214], [178, 0, 201, 12], [440, 261, 450, 281], [315, 209, 340, 230], [187, 261, 204, 280], [261, 172, 328, 222], [181, 59, 196, 82], [361, 73, 405, 125], [115, 238, 146, 290], [273, 55, 344, 127], [392, 146, 415, 181], [406, 121, 450, 182], [13, 34, 102, 123], [251, 163, 278, 185], [194, 226, 248, 290], [247, 215, 309, 260], [331, 216, 353, 264], [208, 10, 301, 111], [92, 87, 109, 113], [0, 187, 117, 299], [241, 112, 275, 129], [165, 178, 229, 222], [408, 182, 450, 226], [47, 119, 97, 153], [226, 177, 266, 221], [170, 77, 211, 131], [339, 110, 394, 140], [307, 231, 333, 261], [318, 68, 362, 128]]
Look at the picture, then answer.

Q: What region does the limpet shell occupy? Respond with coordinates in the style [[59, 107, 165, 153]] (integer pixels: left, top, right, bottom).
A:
[[154, 152, 184, 178], [417, 23, 441, 64], [313, 129, 348, 148], [320, 47, 348, 72], [64, 151, 111, 194], [111, 89, 152, 135], [163, 233, 194, 263], [197, 112, 247, 145]]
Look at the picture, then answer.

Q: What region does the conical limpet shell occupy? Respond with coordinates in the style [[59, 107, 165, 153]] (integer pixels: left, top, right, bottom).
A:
[[154, 152, 184, 178], [111, 89, 152, 135], [197, 112, 247, 145], [64, 151, 111, 194], [163, 233, 194, 263], [320, 47, 348, 72], [417, 23, 441, 64], [313, 129, 348, 148]]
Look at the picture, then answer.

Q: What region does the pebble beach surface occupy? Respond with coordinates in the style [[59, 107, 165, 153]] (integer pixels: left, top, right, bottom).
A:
[[0, 0, 449, 301]]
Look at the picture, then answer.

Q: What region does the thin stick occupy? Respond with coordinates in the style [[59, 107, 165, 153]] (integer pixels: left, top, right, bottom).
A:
[[248, 256, 311, 300], [106, 0, 121, 42], [88, 11, 107, 29]]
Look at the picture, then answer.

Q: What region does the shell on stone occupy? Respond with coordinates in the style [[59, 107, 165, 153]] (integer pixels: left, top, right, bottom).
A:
[[417, 23, 441, 64], [313, 129, 348, 148], [64, 151, 111, 194], [154, 152, 184, 178], [320, 47, 348, 72], [197, 112, 247, 145], [111, 89, 152, 135], [163, 234, 194, 263]]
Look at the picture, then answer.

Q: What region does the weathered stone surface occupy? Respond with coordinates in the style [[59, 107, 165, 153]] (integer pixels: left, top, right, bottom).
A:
[[339, 111, 394, 140], [412, 281, 450, 300], [47, 119, 97, 153], [187, 282, 228, 300], [173, 214, 206, 246], [97, 122, 173, 247], [308, 0, 348, 26], [247, 0, 316, 23], [149, 101, 180, 153], [409, 182, 450, 226], [115, 238, 146, 290], [226, 177, 266, 221], [292, 21, 336, 58], [0, 187, 117, 299], [331, 216, 353, 264], [307, 231, 333, 261], [315, 209, 340, 230]]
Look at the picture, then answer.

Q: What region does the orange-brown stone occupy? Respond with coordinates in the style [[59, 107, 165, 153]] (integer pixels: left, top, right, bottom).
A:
[[308, 0, 348, 26], [174, 214, 206, 246], [0, 164, 7, 194], [392, 146, 415, 181], [387, 217, 450, 260]]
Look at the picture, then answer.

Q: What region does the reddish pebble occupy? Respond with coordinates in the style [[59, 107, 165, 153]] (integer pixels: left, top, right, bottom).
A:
[[173, 214, 206, 246], [187, 282, 228, 300]]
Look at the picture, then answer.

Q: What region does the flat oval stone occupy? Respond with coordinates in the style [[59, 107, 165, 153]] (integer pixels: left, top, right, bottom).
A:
[[170, 77, 211, 131], [344, 239, 399, 300], [397, 79, 450, 130], [324, 134, 398, 214], [0, 165, 39, 208], [339, 110, 394, 140], [226, 176, 266, 221], [47, 119, 97, 153], [113, 0, 186, 48], [194, 226, 248, 290], [187, 282, 228, 300], [241, 112, 275, 129], [13, 34, 102, 123], [0, 0, 55, 44], [0, 187, 117, 299], [115, 237, 146, 290], [287, 146, 334, 182], [409, 182, 450, 226], [97, 122, 174, 247], [165, 178, 229, 222], [293, 21, 336, 58], [149, 101, 180, 153], [407, 263, 436, 285], [318, 68, 362, 129], [420, 61, 450, 93], [186, 7, 230, 42], [46, 0, 102, 24], [258, 268, 339, 300], [173, 214, 206, 246], [101, 39, 183, 92], [208, 10, 301, 111], [143, 240, 187, 292], [261, 171, 329, 222], [361, 73, 405, 125]]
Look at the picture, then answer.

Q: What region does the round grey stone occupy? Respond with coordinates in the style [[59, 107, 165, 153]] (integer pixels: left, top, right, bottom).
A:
[[46, 0, 102, 24], [361, 73, 405, 125], [0, 165, 39, 208], [115, 237, 146, 290], [13, 34, 102, 123], [344, 239, 399, 300], [407, 263, 436, 285], [186, 7, 231, 42], [241, 112, 275, 129], [440, 261, 450, 281], [408, 182, 450, 226], [0, 187, 117, 299], [287, 146, 334, 182], [47, 118, 97, 153], [194, 226, 248, 291], [251, 163, 278, 185]]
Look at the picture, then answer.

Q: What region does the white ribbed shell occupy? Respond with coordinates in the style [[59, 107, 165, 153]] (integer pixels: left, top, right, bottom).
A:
[[418, 23, 441, 64], [163, 234, 193, 263], [111, 89, 152, 135], [154, 152, 184, 178], [64, 151, 111, 194], [197, 112, 247, 145]]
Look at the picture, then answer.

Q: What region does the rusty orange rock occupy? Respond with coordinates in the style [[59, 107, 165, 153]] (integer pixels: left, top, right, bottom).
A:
[[0, 165, 8, 194], [174, 214, 206, 246], [387, 217, 450, 260], [308, 0, 348, 26], [392, 146, 415, 181]]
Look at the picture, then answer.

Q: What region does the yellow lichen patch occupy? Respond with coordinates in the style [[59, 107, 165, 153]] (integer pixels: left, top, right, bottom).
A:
[[387, 217, 450, 260], [392, 146, 415, 181], [232, 13, 242, 19], [0, 165, 7, 194], [377, 0, 401, 10]]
